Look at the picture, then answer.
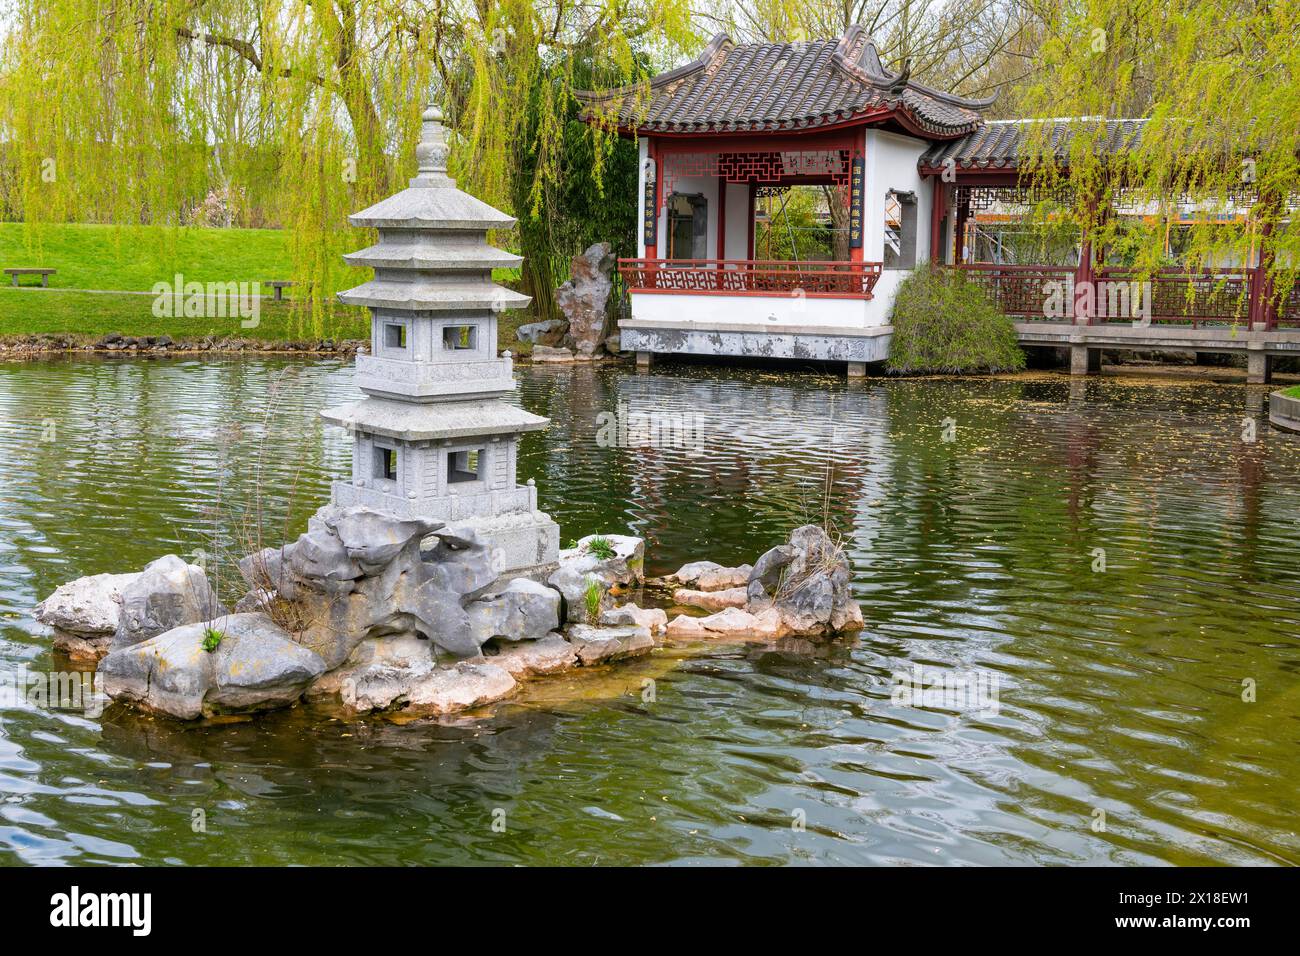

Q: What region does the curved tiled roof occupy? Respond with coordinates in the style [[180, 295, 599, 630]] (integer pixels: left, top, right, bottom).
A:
[[577, 26, 993, 138], [919, 118, 1149, 170]]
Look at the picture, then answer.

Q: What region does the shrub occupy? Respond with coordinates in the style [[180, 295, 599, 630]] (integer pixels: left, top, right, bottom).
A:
[[887, 263, 1026, 375]]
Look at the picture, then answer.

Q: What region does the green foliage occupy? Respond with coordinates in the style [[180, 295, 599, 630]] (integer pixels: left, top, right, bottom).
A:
[[586, 536, 616, 560], [1015, 1, 1299, 297], [583, 576, 603, 623], [201, 627, 224, 654], [887, 264, 1026, 375], [0, 222, 293, 291], [754, 187, 837, 261]]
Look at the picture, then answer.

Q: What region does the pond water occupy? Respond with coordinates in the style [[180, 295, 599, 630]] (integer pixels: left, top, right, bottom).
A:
[[0, 355, 1297, 866]]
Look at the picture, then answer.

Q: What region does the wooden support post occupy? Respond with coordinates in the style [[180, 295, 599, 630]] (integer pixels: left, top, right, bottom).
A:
[[930, 178, 948, 263]]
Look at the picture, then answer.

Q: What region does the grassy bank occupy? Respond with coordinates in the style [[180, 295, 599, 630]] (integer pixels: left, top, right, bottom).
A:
[[0, 222, 295, 291], [0, 289, 369, 344], [0, 222, 535, 349]]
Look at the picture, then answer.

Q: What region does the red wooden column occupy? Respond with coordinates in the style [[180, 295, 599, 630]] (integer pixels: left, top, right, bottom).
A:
[[929, 178, 948, 263], [716, 172, 727, 289]]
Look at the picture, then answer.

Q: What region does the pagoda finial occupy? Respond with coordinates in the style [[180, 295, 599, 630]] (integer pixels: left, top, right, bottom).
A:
[[412, 103, 454, 188]]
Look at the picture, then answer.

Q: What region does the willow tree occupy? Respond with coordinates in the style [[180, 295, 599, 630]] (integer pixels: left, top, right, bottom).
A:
[[0, 0, 692, 331], [1014, 0, 1300, 296], [439, 0, 694, 321]]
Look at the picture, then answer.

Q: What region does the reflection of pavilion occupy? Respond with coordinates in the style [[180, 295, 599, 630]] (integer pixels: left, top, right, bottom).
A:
[[600, 373, 890, 569]]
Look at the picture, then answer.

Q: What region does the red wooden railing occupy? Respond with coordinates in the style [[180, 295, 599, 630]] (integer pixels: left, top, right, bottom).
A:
[[955, 264, 1076, 320], [619, 258, 882, 299], [957, 262, 1293, 329]]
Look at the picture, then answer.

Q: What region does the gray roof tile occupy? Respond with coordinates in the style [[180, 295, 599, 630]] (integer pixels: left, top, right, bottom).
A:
[[578, 27, 992, 137]]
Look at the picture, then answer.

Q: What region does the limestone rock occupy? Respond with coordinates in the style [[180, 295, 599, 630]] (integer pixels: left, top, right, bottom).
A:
[[405, 662, 517, 715], [466, 577, 561, 646], [668, 560, 753, 592], [516, 319, 565, 345], [672, 586, 748, 612], [531, 344, 576, 363], [600, 603, 668, 636], [99, 613, 326, 720], [565, 623, 653, 665], [482, 632, 578, 678], [665, 606, 785, 640], [35, 571, 136, 637], [603, 333, 622, 354], [549, 534, 645, 624], [557, 242, 615, 357], [113, 556, 225, 650], [745, 525, 864, 636], [239, 504, 497, 667]]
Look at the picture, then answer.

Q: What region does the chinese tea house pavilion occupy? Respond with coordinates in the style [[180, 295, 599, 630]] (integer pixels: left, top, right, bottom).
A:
[[578, 26, 994, 373]]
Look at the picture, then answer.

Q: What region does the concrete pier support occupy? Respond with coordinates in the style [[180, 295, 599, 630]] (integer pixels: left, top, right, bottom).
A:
[[1247, 350, 1273, 384], [846, 361, 867, 378], [1070, 345, 1101, 376], [635, 350, 653, 370]]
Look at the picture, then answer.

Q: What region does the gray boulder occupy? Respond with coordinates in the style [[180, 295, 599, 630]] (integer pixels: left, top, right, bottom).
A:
[[557, 242, 615, 357], [516, 319, 565, 345], [239, 504, 500, 667], [548, 534, 645, 624], [36, 571, 136, 637], [668, 560, 753, 592], [466, 577, 561, 645], [113, 555, 225, 650], [565, 623, 654, 665], [99, 613, 326, 719], [746, 525, 863, 636], [482, 632, 578, 678]]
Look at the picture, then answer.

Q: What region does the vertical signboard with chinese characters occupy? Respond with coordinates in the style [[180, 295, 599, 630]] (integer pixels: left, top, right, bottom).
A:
[[643, 160, 658, 252], [849, 155, 865, 250]]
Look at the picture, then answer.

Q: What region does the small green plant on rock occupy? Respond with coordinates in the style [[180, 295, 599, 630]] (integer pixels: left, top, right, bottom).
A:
[[201, 626, 224, 653], [586, 536, 616, 560], [583, 576, 603, 623]]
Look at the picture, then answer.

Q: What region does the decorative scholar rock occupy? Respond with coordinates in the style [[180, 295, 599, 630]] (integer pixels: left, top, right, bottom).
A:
[[556, 242, 616, 357], [113, 555, 225, 650], [238, 504, 498, 668], [99, 613, 327, 720], [321, 104, 559, 580], [34, 571, 138, 660], [747, 525, 864, 636]]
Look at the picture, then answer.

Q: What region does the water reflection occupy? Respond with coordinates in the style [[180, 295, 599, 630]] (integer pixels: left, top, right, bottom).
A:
[[0, 355, 1298, 865]]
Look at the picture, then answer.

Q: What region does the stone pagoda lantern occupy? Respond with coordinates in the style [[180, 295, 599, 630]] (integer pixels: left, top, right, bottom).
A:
[[322, 105, 560, 579]]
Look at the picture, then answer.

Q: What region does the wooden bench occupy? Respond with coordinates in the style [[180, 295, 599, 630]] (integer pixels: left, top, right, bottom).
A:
[[5, 267, 55, 288], [265, 280, 294, 302]]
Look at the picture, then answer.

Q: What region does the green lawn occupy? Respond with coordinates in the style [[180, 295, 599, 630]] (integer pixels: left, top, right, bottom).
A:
[[0, 222, 295, 291], [0, 289, 369, 343], [0, 221, 537, 347]]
